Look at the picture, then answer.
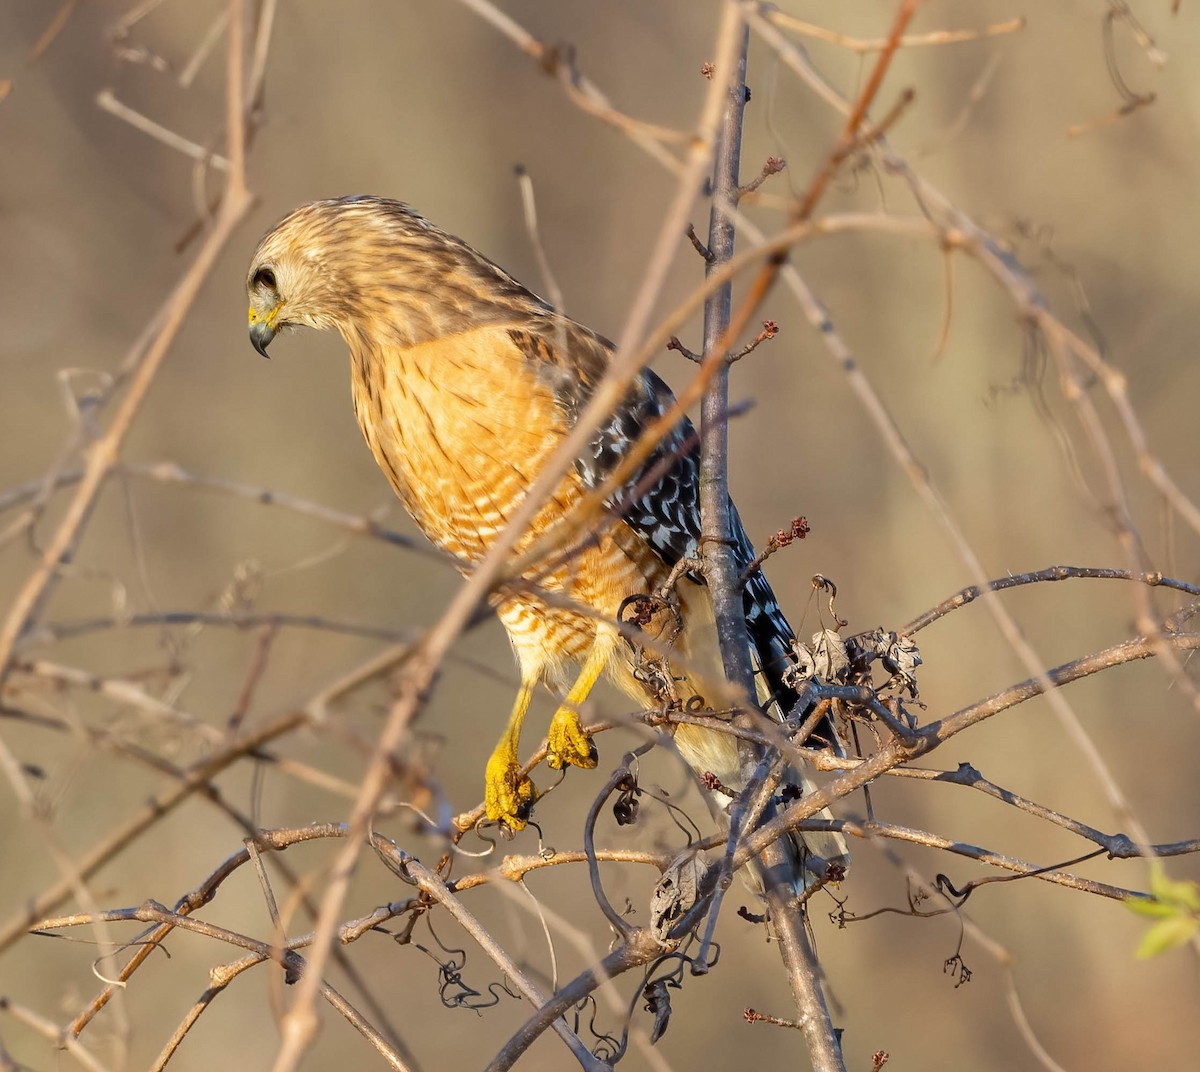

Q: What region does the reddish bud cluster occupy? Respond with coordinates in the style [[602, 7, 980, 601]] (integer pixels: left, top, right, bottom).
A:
[[701, 770, 733, 796], [700, 61, 715, 79], [769, 516, 810, 550]]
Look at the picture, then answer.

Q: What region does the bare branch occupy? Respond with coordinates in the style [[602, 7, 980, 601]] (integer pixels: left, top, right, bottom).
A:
[[486, 930, 669, 1072]]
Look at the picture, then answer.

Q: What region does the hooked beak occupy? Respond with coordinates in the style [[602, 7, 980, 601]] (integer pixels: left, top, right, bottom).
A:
[[248, 298, 281, 358], [249, 318, 276, 358]]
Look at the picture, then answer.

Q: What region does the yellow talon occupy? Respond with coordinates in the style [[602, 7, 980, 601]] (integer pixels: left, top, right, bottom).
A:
[[482, 629, 610, 827], [484, 748, 538, 831], [546, 706, 598, 771], [545, 628, 610, 771]]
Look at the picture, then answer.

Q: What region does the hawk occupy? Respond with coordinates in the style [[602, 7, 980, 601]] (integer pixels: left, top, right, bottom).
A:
[[247, 196, 847, 887]]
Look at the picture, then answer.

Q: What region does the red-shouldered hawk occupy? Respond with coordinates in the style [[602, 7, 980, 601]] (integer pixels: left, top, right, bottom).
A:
[[246, 196, 847, 888]]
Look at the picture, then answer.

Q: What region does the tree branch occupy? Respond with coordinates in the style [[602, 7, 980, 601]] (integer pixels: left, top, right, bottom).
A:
[[695, 10, 855, 1070], [699, 16, 756, 703]]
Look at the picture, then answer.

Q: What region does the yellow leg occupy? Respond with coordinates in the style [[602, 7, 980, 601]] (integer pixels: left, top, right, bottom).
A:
[[546, 634, 610, 772], [485, 678, 539, 830]]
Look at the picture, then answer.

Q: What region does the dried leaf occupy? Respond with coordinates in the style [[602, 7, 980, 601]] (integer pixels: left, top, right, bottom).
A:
[[789, 640, 817, 684], [876, 628, 922, 693], [810, 628, 849, 682], [643, 978, 673, 1043], [650, 855, 707, 941]]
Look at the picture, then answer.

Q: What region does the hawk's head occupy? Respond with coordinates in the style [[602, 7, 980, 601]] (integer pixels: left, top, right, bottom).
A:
[[246, 195, 438, 357], [247, 195, 549, 358]]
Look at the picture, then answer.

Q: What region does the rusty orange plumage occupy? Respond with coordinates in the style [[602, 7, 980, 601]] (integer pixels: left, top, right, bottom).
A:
[[247, 196, 846, 887]]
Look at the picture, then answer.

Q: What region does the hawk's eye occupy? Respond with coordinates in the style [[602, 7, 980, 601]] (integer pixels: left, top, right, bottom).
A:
[[252, 267, 277, 290]]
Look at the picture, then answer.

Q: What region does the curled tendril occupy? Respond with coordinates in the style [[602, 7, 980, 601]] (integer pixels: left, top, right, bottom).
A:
[[811, 573, 849, 628], [570, 994, 623, 1061], [416, 915, 521, 1011]]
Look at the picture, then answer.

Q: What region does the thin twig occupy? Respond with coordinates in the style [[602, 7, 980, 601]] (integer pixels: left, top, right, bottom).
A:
[[96, 89, 232, 171], [514, 164, 566, 315], [36, 894, 415, 1072], [900, 565, 1200, 636], [0, 57, 252, 697], [28, 0, 82, 62], [375, 843, 606, 1071], [762, 9, 1025, 54], [832, 819, 1147, 900], [0, 997, 112, 1072], [22, 610, 417, 651]]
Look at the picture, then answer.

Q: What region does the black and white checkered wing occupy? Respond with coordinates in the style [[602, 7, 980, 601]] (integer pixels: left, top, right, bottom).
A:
[[515, 315, 832, 743]]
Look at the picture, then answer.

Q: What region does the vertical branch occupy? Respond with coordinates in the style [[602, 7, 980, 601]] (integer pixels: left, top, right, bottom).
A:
[[765, 892, 846, 1069], [699, 18, 756, 705], [697, 9, 846, 1071], [225, 0, 247, 202]]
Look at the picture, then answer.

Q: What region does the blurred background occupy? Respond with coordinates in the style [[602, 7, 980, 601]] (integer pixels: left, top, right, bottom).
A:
[[2, 1, 1199, 1069]]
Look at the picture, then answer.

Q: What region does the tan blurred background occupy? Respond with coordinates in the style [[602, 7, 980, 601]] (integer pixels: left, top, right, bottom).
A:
[[2, 1, 1199, 1069]]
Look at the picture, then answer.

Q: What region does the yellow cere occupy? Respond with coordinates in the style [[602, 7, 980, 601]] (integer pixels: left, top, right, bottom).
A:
[[248, 303, 282, 327]]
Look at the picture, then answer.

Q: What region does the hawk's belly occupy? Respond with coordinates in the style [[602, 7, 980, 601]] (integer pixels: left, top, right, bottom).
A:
[[350, 326, 579, 562], [348, 326, 681, 687]]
